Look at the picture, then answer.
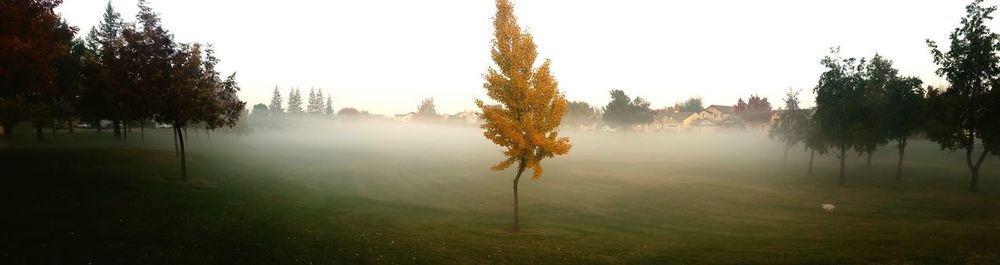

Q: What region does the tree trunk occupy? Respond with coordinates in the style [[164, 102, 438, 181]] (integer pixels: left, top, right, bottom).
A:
[[123, 123, 128, 147], [68, 120, 74, 134], [839, 144, 846, 187], [895, 137, 907, 180], [51, 127, 56, 136], [173, 127, 179, 157], [176, 126, 188, 181], [865, 151, 873, 167], [113, 120, 121, 139], [782, 142, 790, 165], [140, 121, 144, 143], [35, 126, 44, 141], [96, 120, 102, 133], [966, 148, 989, 192], [511, 159, 526, 232], [809, 149, 815, 176], [2, 121, 13, 141]]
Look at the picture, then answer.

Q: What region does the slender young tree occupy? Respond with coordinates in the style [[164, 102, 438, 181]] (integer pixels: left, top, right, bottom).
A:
[[313, 89, 324, 115], [769, 88, 807, 164], [306, 88, 318, 114], [926, 0, 1000, 192], [813, 48, 865, 187], [325, 93, 334, 116], [884, 77, 925, 180], [802, 109, 829, 175], [476, 0, 572, 232]]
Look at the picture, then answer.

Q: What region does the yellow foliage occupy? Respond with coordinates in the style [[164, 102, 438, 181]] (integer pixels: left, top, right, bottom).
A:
[[476, 0, 571, 180]]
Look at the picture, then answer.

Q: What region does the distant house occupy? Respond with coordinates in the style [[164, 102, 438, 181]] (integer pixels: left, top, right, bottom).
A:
[[444, 111, 480, 125], [699, 105, 735, 122], [393, 112, 416, 123], [666, 111, 699, 127], [649, 111, 698, 130]]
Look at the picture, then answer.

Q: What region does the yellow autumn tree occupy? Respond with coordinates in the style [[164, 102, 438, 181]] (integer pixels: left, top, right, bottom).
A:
[[476, 0, 572, 232]]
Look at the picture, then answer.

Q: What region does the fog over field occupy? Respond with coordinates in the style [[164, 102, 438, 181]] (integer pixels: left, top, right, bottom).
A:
[[6, 0, 1000, 263]]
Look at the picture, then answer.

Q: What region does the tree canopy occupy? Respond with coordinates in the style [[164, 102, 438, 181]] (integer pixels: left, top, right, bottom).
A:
[[602, 89, 654, 130], [926, 0, 1000, 191]]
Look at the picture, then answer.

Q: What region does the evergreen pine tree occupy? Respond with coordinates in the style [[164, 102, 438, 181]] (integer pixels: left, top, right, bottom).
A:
[[268, 86, 283, 113], [325, 93, 334, 116], [288, 88, 303, 114]]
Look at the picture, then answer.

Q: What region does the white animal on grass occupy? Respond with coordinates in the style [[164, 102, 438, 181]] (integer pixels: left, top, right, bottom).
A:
[[821, 202, 836, 213]]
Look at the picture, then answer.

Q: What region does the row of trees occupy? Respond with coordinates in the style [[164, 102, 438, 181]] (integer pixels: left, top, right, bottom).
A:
[[771, 0, 1000, 192], [1, 0, 246, 179], [266, 87, 333, 116]]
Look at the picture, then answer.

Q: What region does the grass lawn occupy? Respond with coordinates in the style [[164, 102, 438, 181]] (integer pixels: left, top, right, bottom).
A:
[[1, 124, 999, 264]]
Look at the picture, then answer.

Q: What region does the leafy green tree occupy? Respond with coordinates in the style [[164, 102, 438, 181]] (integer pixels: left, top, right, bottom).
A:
[[52, 32, 85, 134], [926, 0, 1000, 191], [602, 89, 654, 130], [564, 101, 599, 126], [813, 48, 865, 187], [78, 2, 124, 134], [769, 88, 807, 164], [853, 55, 895, 166], [120, 1, 244, 180], [802, 110, 828, 175], [249, 103, 269, 127], [679, 96, 703, 112], [884, 77, 925, 179], [118, 0, 182, 146]]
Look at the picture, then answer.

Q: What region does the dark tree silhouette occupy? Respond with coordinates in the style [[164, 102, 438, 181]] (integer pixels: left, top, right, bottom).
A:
[[854, 54, 894, 167], [926, 0, 1000, 192], [0, 0, 70, 141], [813, 48, 865, 187], [884, 77, 925, 179]]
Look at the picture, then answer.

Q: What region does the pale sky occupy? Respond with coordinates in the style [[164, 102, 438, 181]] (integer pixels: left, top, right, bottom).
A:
[[56, 0, 982, 115]]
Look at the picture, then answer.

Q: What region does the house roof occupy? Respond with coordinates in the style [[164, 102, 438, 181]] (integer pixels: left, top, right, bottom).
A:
[[707, 105, 735, 114], [662, 111, 697, 121]]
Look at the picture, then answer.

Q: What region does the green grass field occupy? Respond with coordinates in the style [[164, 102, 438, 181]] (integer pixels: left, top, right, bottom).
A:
[[2, 124, 999, 264]]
